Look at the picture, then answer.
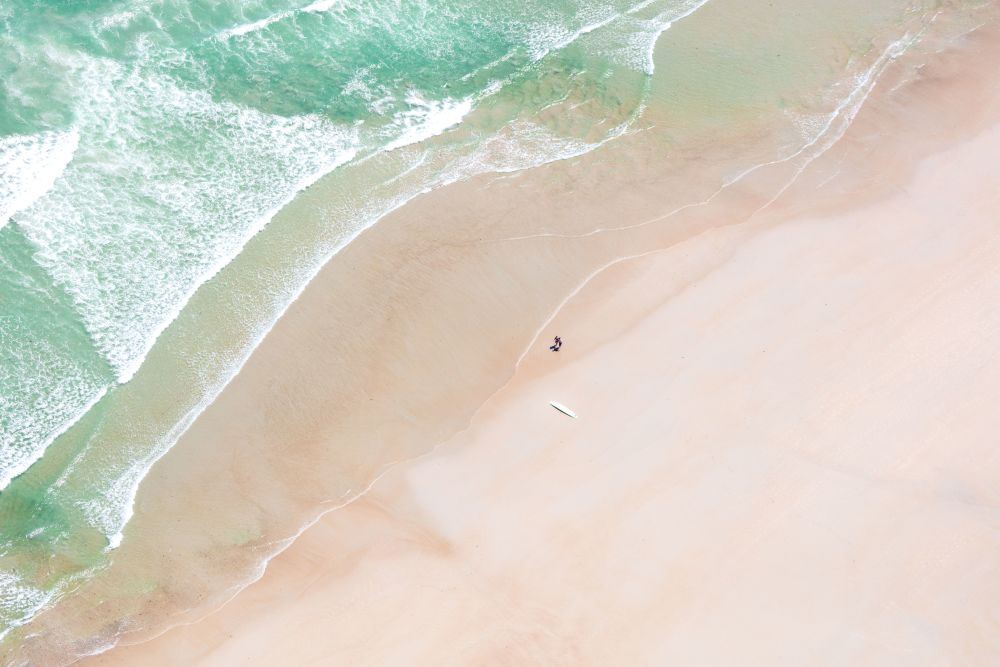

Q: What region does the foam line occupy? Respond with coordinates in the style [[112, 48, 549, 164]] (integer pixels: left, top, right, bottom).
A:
[[0, 387, 108, 492], [382, 95, 474, 153]]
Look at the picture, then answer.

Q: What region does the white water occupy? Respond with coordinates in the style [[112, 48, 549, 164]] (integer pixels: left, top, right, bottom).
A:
[[0, 129, 79, 230], [15, 51, 361, 383], [383, 94, 474, 153]]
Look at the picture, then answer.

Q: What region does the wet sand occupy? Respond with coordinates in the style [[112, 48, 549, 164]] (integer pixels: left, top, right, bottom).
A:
[[78, 14, 1000, 667]]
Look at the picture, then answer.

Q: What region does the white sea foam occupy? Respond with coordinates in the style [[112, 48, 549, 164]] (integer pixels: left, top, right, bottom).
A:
[[0, 247, 114, 492], [16, 51, 360, 384], [600, 12, 675, 76], [97, 9, 139, 30], [214, 0, 342, 39], [0, 129, 78, 231], [587, 0, 712, 75], [626, 0, 661, 14], [528, 11, 621, 61], [0, 572, 55, 642], [93, 0, 158, 31], [302, 0, 341, 14], [216, 11, 294, 40], [642, 0, 711, 74], [442, 118, 633, 188], [525, 0, 711, 76], [0, 386, 108, 492], [382, 94, 473, 153], [342, 66, 378, 101]]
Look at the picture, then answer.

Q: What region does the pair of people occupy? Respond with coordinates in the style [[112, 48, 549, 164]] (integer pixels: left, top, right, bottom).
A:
[[549, 336, 563, 351]]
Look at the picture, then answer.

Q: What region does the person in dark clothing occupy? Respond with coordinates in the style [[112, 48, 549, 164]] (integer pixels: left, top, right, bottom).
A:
[[550, 336, 562, 351]]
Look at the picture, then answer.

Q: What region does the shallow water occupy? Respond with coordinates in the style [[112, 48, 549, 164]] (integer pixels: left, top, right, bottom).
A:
[[0, 0, 988, 661]]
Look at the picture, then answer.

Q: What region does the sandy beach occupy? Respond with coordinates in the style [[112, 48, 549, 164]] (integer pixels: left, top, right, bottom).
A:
[[71, 11, 1000, 667]]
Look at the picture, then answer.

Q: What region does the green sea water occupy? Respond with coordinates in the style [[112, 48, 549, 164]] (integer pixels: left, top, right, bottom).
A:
[[0, 0, 987, 661]]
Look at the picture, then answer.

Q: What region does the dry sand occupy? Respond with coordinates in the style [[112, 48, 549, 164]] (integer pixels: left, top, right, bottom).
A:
[[83, 16, 1000, 667]]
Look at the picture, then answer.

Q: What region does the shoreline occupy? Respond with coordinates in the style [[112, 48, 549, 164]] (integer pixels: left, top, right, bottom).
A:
[[76, 10, 1000, 664]]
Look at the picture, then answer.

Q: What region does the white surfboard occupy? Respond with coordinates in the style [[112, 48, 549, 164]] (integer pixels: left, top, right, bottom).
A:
[[549, 401, 577, 419]]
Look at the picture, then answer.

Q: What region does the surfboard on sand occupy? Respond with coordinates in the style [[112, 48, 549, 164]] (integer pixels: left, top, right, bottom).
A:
[[549, 401, 577, 419]]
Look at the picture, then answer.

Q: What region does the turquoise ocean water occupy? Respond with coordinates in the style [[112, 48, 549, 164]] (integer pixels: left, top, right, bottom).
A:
[[0, 0, 986, 660]]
